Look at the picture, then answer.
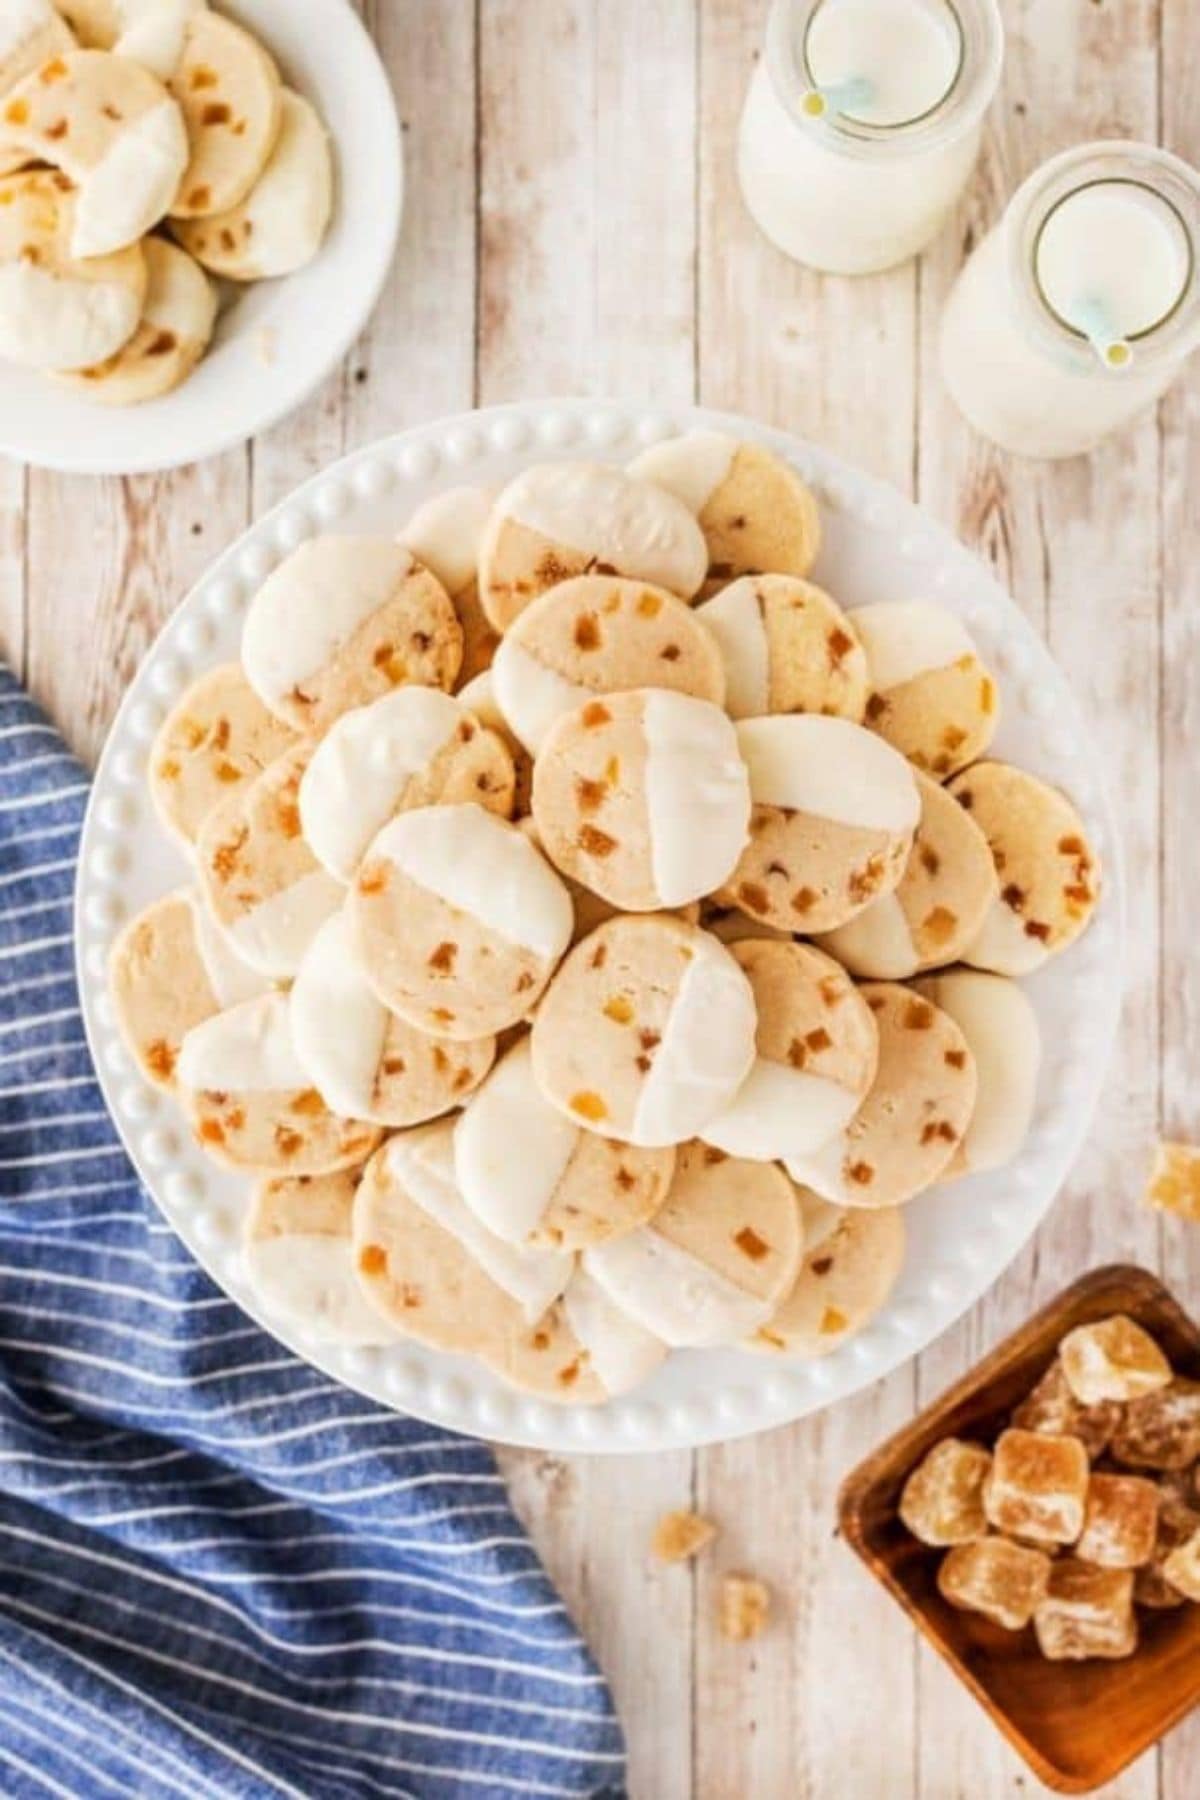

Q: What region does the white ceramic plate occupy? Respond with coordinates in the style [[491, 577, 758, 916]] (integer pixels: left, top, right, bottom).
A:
[[76, 399, 1125, 1453], [0, 0, 401, 475]]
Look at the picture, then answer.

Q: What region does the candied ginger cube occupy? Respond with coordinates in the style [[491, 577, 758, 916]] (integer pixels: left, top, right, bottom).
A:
[[899, 1438, 991, 1546], [1034, 1560, 1137, 1661], [983, 1429, 1089, 1545], [651, 1510, 716, 1563], [1134, 1484, 1200, 1609], [1074, 1473, 1159, 1569], [1144, 1138, 1200, 1221], [1162, 1526, 1200, 1602], [937, 1537, 1050, 1630], [1011, 1358, 1118, 1458], [1059, 1314, 1172, 1405], [1110, 1378, 1200, 1471], [719, 1573, 770, 1642]]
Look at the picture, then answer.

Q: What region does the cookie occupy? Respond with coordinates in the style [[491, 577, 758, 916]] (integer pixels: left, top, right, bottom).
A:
[[531, 689, 750, 911], [717, 715, 920, 934], [241, 537, 462, 736], [492, 574, 726, 753], [1, 0, 75, 101], [290, 911, 496, 1128], [529, 914, 757, 1148], [701, 939, 879, 1162], [814, 772, 998, 978], [170, 87, 330, 279], [176, 989, 381, 1175], [54, 234, 214, 404], [298, 685, 515, 883], [196, 739, 343, 978], [695, 575, 867, 720], [400, 485, 499, 685], [477, 460, 708, 632], [697, 899, 790, 945], [852, 600, 999, 778], [53, 1, 205, 78], [49, 1, 116, 46], [747, 1197, 906, 1356], [585, 1140, 801, 1347], [0, 50, 188, 256], [454, 669, 533, 815], [628, 430, 821, 583], [915, 971, 1041, 1178], [244, 1168, 396, 1348], [554, 1267, 667, 1396], [785, 982, 977, 1208], [347, 802, 573, 1039], [167, 10, 281, 218], [0, 168, 146, 368], [453, 1035, 674, 1250], [948, 762, 1100, 975], [149, 660, 294, 848]]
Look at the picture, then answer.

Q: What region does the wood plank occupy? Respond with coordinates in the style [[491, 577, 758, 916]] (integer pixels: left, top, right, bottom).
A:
[[0, 463, 25, 681]]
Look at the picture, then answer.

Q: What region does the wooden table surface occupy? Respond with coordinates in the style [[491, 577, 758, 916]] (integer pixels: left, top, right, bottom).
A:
[[3, 2, 1198, 1794]]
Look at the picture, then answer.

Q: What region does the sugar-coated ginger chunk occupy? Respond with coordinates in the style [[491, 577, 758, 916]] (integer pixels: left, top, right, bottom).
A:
[[1109, 1379, 1200, 1471], [651, 1510, 717, 1563], [983, 1428, 1089, 1546], [1144, 1138, 1200, 1222], [937, 1536, 1051, 1630], [1011, 1358, 1119, 1459], [1034, 1559, 1137, 1661], [718, 1574, 770, 1642], [1162, 1526, 1200, 1602], [1059, 1314, 1172, 1405], [1074, 1473, 1159, 1569], [898, 1438, 991, 1547]]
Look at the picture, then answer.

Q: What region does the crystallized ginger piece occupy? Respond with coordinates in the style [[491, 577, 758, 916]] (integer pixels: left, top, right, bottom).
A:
[[1074, 1473, 1159, 1569], [1059, 1314, 1172, 1406], [937, 1536, 1051, 1630], [983, 1429, 1090, 1546], [1109, 1379, 1200, 1471], [718, 1573, 771, 1642], [1011, 1358, 1119, 1459], [1144, 1139, 1200, 1222], [651, 1510, 717, 1563], [898, 1438, 991, 1547], [1033, 1560, 1137, 1661], [1162, 1526, 1200, 1601]]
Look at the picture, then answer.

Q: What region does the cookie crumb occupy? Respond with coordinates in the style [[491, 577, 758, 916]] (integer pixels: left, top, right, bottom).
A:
[[719, 1573, 770, 1641], [651, 1510, 716, 1563]]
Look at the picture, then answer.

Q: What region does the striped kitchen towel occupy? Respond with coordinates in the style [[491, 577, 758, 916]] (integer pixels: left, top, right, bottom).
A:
[[0, 664, 625, 1800]]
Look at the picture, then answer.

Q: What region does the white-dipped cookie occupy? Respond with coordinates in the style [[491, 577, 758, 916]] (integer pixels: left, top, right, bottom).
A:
[[0, 168, 145, 368], [55, 234, 214, 404], [53, 1, 206, 79], [853, 600, 999, 778], [718, 714, 920, 934], [915, 970, 1041, 1178], [814, 771, 998, 978], [167, 9, 281, 218], [748, 1196, 906, 1357], [149, 659, 295, 848], [553, 1267, 667, 1396], [401, 485, 499, 685], [531, 689, 750, 912], [455, 667, 533, 815], [530, 914, 757, 1148], [1, 0, 74, 102], [244, 1168, 396, 1348], [701, 938, 878, 1163], [628, 430, 820, 583], [696, 575, 867, 720], [347, 803, 573, 1039], [477, 460, 708, 632]]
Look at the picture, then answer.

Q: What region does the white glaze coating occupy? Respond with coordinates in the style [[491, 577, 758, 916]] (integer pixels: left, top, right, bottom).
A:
[[784, 1132, 852, 1207], [453, 1037, 577, 1244], [625, 430, 737, 514], [186, 889, 272, 1008], [695, 579, 770, 719], [245, 1233, 395, 1348], [223, 867, 344, 979], [493, 461, 708, 598], [586, 1227, 770, 1347], [491, 638, 586, 754], [113, 0, 205, 78], [700, 1058, 860, 1163], [631, 932, 757, 1147], [815, 890, 918, 979], [849, 600, 977, 692], [72, 100, 189, 258], [794, 1188, 845, 1254], [454, 668, 504, 732], [177, 990, 309, 1093], [400, 484, 493, 597], [643, 691, 752, 905], [963, 893, 1051, 977], [923, 971, 1041, 1174], [0, 262, 140, 371], [215, 90, 332, 280], [560, 1267, 667, 1395], [0, 0, 55, 62], [289, 911, 388, 1122], [736, 714, 920, 834]]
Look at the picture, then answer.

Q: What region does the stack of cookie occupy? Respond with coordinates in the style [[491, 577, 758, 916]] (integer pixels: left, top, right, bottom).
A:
[[0, 0, 332, 404], [110, 431, 1102, 1404]]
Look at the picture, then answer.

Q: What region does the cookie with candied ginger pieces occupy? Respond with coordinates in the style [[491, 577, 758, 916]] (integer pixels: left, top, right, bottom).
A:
[[1144, 1140, 1200, 1224], [785, 981, 976, 1209], [454, 669, 533, 815], [401, 485, 499, 685], [696, 575, 867, 721], [150, 661, 294, 848], [0, 168, 146, 368], [55, 235, 215, 405], [167, 10, 281, 217], [493, 573, 726, 753], [747, 1195, 905, 1357], [485, 1265, 667, 1403], [1, 0, 75, 103], [716, 714, 919, 935], [532, 689, 750, 912], [530, 914, 756, 1149], [628, 430, 820, 584], [241, 536, 462, 735], [852, 600, 999, 778], [950, 761, 1100, 975], [347, 802, 573, 1040], [53, 2, 208, 80], [244, 1167, 396, 1348], [477, 460, 708, 632], [815, 772, 998, 978], [701, 939, 878, 1163], [177, 990, 381, 1175], [585, 1140, 801, 1349], [912, 970, 1040, 1179]]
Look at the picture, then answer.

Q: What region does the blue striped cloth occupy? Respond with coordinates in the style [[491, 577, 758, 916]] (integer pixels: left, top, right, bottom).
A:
[[0, 665, 625, 1800]]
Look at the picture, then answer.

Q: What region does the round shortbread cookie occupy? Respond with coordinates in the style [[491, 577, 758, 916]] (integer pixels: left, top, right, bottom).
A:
[[698, 899, 791, 945], [529, 914, 757, 1149], [695, 575, 867, 721], [241, 536, 462, 736], [244, 1169, 395, 1348], [585, 1140, 802, 1348], [0, 168, 146, 369], [1, 1, 75, 101], [628, 430, 821, 583], [914, 970, 1041, 1179], [53, 2, 206, 79], [717, 714, 920, 935], [948, 761, 1100, 975], [196, 739, 343, 978], [290, 911, 495, 1128], [477, 460, 709, 633], [785, 982, 977, 1209], [701, 938, 879, 1163], [492, 574, 726, 754], [455, 669, 533, 815], [170, 87, 330, 279], [54, 234, 215, 404], [0, 50, 188, 256], [747, 1198, 906, 1357], [347, 802, 573, 1040], [814, 771, 999, 978], [298, 686, 515, 883], [401, 485, 499, 685], [167, 10, 281, 218], [516, 816, 700, 946], [853, 601, 999, 779], [177, 989, 381, 1175], [483, 1272, 668, 1402], [453, 1035, 674, 1250], [149, 660, 294, 848], [531, 689, 751, 912]]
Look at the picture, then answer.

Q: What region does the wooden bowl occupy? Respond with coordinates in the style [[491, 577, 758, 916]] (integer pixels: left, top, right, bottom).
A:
[[839, 1265, 1200, 1793]]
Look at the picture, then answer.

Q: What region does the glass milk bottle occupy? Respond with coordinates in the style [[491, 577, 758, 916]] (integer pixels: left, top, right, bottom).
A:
[[940, 142, 1200, 459], [737, 0, 1004, 275]]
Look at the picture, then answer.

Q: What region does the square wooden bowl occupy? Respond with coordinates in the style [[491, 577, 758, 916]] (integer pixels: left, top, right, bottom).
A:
[[839, 1265, 1200, 1793]]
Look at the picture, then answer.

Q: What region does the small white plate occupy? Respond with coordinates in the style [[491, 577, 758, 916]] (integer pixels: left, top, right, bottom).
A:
[[76, 400, 1125, 1454], [0, 0, 401, 475]]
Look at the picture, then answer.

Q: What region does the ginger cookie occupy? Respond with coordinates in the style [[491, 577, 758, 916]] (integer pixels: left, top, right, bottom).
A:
[[1, 0, 75, 102], [484, 1271, 668, 1402], [628, 430, 821, 583], [244, 1168, 396, 1348], [55, 234, 215, 404], [915, 970, 1041, 1179], [454, 669, 533, 816], [748, 1198, 906, 1357], [149, 660, 295, 848], [401, 485, 499, 686], [167, 9, 281, 218], [696, 575, 867, 721], [0, 167, 146, 368], [853, 600, 999, 778]]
